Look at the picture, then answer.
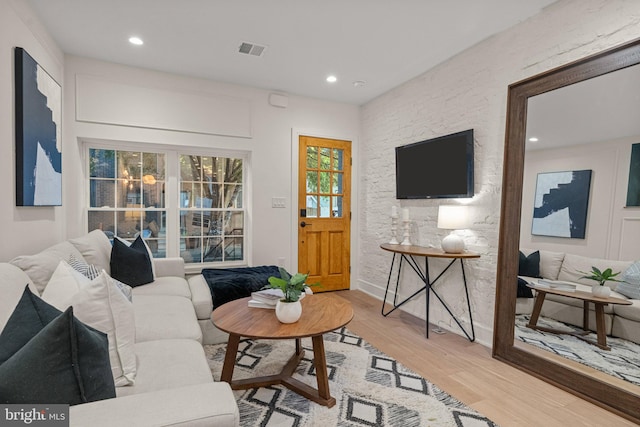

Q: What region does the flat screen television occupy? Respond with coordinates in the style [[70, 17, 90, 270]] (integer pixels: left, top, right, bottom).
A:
[[395, 129, 474, 199]]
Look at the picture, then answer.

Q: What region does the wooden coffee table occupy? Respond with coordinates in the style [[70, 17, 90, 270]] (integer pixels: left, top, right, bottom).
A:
[[526, 283, 631, 350], [212, 293, 353, 407]]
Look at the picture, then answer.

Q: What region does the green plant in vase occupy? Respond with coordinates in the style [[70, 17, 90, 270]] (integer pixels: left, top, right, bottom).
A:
[[268, 267, 317, 323], [579, 266, 622, 287], [268, 267, 311, 302], [579, 266, 622, 297]]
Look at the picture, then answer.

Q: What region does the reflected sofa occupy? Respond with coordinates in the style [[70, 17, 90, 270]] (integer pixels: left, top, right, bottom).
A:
[[517, 248, 640, 344]]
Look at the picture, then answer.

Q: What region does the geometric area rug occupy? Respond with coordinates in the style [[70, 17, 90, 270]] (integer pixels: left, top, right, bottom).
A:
[[515, 314, 640, 387], [204, 327, 498, 427]]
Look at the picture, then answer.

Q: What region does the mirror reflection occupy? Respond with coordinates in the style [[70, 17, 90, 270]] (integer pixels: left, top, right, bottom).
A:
[[513, 64, 640, 390]]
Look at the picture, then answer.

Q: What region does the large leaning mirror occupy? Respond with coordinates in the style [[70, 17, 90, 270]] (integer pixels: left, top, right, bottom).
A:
[[493, 38, 640, 423]]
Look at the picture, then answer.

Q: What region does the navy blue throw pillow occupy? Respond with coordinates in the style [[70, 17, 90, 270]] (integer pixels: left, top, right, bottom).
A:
[[0, 287, 115, 405], [518, 250, 541, 278], [110, 236, 154, 287]]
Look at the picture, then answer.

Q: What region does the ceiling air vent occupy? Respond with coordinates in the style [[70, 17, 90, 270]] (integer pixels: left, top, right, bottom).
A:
[[238, 42, 266, 57]]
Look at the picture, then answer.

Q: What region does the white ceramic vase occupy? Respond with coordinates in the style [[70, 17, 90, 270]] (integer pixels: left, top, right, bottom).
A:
[[275, 300, 302, 323], [592, 285, 611, 298]]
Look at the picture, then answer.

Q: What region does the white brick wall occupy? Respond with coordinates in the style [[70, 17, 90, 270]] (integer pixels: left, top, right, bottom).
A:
[[357, 0, 640, 346]]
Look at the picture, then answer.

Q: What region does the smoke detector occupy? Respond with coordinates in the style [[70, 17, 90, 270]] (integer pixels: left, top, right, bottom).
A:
[[238, 42, 267, 57]]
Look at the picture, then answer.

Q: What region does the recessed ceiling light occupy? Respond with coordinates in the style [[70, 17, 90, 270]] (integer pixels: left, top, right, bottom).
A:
[[528, 137, 539, 142], [326, 75, 337, 83], [129, 36, 144, 46]]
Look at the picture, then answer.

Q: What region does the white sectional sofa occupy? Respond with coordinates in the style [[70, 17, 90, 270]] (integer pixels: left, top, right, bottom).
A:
[[0, 230, 239, 427], [518, 248, 640, 344]]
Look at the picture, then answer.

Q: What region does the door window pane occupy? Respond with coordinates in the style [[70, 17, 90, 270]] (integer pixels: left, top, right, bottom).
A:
[[332, 149, 343, 171], [306, 195, 318, 217], [332, 173, 343, 195], [306, 146, 318, 168], [332, 196, 343, 218], [320, 148, 331, 170], [319, 196, 331, 218], [320, 172, 331, 194], [306, 171, 318, 193]]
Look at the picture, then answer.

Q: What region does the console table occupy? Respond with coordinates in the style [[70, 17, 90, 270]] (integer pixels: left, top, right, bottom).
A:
[[380, 243, 480, 341]]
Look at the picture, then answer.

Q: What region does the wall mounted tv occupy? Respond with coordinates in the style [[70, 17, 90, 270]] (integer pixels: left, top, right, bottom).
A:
[[395, 129, 474, 199]]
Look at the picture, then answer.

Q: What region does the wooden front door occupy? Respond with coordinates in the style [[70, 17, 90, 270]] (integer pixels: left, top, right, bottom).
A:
[[298, 136, 351, 292]]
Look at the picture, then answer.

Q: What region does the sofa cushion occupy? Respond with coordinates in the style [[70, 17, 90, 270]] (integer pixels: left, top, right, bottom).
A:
[[613, 299, 640, 322], [133, 295, 202, 343], [69, 229, 113, 275], [519, 250, 541, 278], [9, 241, 85, 295], [42, 261, 137, 387], [111, 236, 154, 287], [521, 248, 565, 280], [131, 276, 191, 299], [0, 292, 115, 405], [116, 339, 213, 397], [557, 254, 633, 290], [616, 261, 640, 300]]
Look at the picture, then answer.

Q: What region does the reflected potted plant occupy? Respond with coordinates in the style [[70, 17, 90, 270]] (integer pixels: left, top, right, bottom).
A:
[[268, 267, 314, 323], [579, 266, 622, 297]]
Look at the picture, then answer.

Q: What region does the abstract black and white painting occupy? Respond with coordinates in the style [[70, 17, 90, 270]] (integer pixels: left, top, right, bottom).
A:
[[15, 47, 62, 206], [626, 143, 640, 207], [532, 170, 592, 238]]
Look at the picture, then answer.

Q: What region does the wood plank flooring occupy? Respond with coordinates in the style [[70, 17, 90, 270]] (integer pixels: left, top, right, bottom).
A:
[[336, 290, 636, 427]]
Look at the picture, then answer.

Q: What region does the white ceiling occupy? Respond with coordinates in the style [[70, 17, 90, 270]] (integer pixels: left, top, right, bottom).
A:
[[27, 0, 557, 105], [526, 63, 640, 150]]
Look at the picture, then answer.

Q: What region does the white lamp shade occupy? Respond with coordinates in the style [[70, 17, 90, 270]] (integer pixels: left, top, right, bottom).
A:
[[437, 205, 470, 230]]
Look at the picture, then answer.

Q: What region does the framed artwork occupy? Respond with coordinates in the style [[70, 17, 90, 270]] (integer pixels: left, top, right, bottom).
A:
[[626, 143, 640, 207], [532, 169, 592, 238], [15, 47, 62, 206]]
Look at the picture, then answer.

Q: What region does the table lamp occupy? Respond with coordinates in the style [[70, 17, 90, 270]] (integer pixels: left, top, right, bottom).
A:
[[437, 205, 470, 253]]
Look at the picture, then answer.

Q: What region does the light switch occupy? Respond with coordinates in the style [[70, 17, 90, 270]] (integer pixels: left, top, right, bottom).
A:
[[272, 197, 286, 208]]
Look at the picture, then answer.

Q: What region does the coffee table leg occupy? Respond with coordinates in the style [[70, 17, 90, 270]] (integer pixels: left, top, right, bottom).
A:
[[583, 301, 590, 331], [311, 335, 335, 406], [594, 304, 610, 350], [527, 291, 546, 328], [221, 333, 241, 383]]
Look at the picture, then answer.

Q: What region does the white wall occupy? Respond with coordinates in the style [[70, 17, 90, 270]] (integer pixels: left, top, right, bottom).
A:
[[521, 137, 640, 261], [0, 0, 360, 271], [358, 0, 640, 346], [0, 0, 65, 260], [60, 56, 360, 272]]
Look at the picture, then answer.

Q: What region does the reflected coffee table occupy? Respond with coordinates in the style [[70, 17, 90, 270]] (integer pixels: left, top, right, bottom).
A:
[[527, 283, 631, 350], [212, 293, 353, 407]]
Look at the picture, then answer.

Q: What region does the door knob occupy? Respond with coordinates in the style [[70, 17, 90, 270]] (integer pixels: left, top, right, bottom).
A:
[[300, 221, 307, 227]]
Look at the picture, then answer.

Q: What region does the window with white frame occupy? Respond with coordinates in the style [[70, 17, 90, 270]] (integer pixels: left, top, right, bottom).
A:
[[87, 146, 246, 266]]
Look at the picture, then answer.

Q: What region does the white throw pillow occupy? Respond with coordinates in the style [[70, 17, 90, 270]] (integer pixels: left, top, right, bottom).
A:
[[42, 261, 137, 387], [617, 261, 640, 300]]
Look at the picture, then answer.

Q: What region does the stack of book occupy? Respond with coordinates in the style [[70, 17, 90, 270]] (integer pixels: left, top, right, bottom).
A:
[[536, 279, 577, 292], [248, 287, 311, 309], [248, 289, 283, 309]]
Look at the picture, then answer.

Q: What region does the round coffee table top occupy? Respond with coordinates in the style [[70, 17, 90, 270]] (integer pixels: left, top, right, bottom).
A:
[[212, 293, 353, 339]]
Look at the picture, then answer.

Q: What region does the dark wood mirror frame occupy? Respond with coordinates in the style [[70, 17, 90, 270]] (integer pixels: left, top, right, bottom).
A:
[[493, 37, 640, 423]]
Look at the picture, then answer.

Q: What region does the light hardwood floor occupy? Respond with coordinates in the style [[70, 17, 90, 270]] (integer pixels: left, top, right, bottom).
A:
[[336, 290, 637, 427]]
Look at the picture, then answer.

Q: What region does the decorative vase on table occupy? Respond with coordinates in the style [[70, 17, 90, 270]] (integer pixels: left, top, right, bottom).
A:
[[592, 285, 611, 298], [268, 267, 317, 324], [275, 300, 302, 323], [579, 266, 621, 299]]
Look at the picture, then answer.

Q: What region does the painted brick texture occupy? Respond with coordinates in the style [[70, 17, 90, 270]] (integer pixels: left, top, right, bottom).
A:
[[357, 0, 640, 345]]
